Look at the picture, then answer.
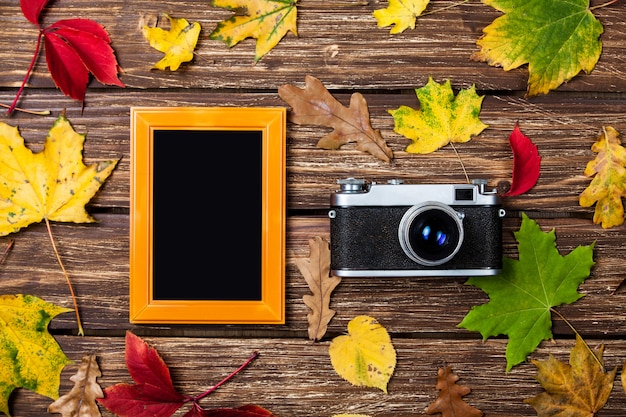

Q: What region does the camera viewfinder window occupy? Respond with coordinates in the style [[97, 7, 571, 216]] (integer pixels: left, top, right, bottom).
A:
[[151, 129, 263, 301], [455, 188, 475, 201]]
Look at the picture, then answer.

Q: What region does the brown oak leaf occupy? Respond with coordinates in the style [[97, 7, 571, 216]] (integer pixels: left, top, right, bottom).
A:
[[278, 75, 394, 162], [426, 367, 483, 417], [296, 236, 341, 341], [48, 353, 104, 417], [525, 335, 616, 416]]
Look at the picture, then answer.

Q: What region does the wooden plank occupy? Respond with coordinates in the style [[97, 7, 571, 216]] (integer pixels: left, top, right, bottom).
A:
[[1, 91, 625, 212], [7, 336, 626, 417], [1, 214, 624, 339], [0, 0, 624, 92]]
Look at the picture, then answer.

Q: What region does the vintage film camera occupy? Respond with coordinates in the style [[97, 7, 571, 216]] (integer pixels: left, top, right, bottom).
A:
[[328, 178, 505, 277]]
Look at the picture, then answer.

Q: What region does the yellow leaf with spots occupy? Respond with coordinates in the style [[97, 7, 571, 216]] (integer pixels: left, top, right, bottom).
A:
[[143, 13, 201, 70], [0, 115, 118, 236], [579, 127, 626, 228], [0, 294, 72, 416], [209, 0, 298, 62], [373, 0, 430, 34], [388, 77, 488, 154], [329, 316, 396, 393]]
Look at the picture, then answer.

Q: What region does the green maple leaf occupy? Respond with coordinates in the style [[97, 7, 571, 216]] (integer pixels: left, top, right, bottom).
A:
[[209, 0, 298, 62], [458, 213, 595, 372], [388, 77, 488, 154], [0, 294, 72, 416], [473, 0, 604, 96]]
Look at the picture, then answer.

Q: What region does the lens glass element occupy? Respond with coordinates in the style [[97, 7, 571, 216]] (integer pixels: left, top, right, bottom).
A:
[[399, 203, 464, 266]]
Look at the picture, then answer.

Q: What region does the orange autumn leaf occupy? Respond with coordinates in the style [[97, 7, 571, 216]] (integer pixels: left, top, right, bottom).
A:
[[296, 236, 341, 341], [426, 367, 483, 417], [525, 335, 616, 416]]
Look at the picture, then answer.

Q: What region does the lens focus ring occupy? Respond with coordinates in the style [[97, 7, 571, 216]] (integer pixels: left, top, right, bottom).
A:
[[398, 202, 464, 266]]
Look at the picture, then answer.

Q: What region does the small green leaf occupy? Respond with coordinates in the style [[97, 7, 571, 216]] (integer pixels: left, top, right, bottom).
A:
[[458, 213, 595, 371]]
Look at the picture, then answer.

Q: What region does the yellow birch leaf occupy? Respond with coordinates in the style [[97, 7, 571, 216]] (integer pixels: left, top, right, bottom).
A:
[[48, 354, 104, 417], [209, 0, 298, 62], [143, 14, 201, 71], [0, 115, 118, 236], [388, 77, 488, 154], [579, 126, 626, 228], [329, 316, 396, 393], [525, 335, 616, 416], [0, 294, 72, 416], [373, 0, 430, 34]]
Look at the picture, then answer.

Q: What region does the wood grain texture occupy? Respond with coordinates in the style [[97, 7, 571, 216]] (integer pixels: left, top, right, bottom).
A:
[[0, 0, 625, 415]]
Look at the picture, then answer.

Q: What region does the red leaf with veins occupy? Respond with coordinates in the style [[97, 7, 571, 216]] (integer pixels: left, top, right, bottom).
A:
[[504, 123, 541, 197], [43, 18, 124, 101], [98, 332, 269, 417], [9, 1, 124, 113], [98, 331, 186, 417]]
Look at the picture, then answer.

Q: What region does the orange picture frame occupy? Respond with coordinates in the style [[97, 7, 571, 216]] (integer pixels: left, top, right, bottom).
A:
[[130, 107, 286, 324]]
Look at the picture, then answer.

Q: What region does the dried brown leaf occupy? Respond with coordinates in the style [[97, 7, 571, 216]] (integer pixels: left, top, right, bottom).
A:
[[296, 236, 341, 341], [278, 75, 394, 162], [426, 367, 483, 417], [526, 335, 616, 416], [48, 353, 104, 417]]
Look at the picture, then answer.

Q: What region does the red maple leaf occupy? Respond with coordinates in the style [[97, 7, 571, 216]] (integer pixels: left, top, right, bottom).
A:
[[503, 122, 541, 197], [98, 331, 267, 417], [9, 0, 124, 113]]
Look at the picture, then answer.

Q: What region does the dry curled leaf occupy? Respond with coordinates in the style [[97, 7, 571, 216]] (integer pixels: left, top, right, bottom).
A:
[[426, 367, 483, 417], [278, 75, 394, 162], [48, 354, 104, 417], [296, 236, 341, 341]]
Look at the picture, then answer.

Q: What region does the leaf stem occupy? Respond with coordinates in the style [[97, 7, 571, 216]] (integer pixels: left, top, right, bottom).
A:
[[423, 0, 471, 16], [8, 30, 44, 115], [0, 240, 14, 266], [193, 351, 259, 403], [449, 142, 470, 184], [590, 0, 618, 10], [0, 103, 50, 116], [550, 308, 604, 372], [45, 218, 84, 336]]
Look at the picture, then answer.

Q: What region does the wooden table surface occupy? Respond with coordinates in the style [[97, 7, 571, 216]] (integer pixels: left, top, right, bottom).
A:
[[1, 0, 626, 416]]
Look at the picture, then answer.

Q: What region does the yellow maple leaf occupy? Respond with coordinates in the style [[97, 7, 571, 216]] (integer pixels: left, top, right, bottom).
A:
[[372, 0, 430, 34], [388, 77, 488, 154], [579, 126, 626, 228], [209, 0, 298, 62], [525, 335, 616, 416], [329, 316, 396, 393], [0, 295, 72, 416], [0, 115, 118, 236], [143, 13, 201, 70]]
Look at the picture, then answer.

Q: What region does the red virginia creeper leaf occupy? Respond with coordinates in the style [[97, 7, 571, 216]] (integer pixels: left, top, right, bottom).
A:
[[20, 0, 50, 26], [504, 123, 541, 197], [98, 331, 186, 417], [42, 18, 124, 101]]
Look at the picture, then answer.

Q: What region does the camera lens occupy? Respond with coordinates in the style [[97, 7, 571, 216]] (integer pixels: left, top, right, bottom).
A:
[[398, 202, 464, 266]]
